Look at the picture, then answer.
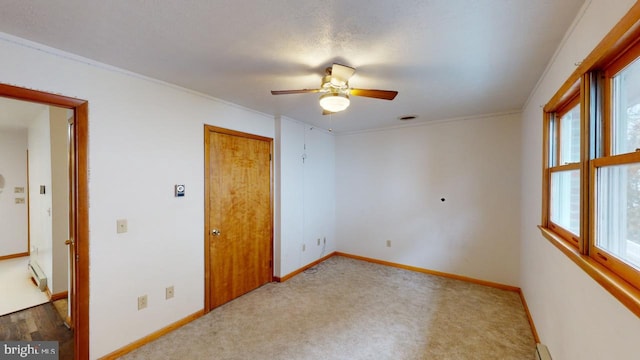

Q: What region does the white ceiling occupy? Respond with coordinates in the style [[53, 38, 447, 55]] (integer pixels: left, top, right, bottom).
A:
[[0, 1, 585, 133], [0, 97, 46, 130]]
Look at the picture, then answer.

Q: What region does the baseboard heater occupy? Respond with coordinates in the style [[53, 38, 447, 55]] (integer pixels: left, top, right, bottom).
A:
[[28, 262, 47, 292], [535, 343, 552, 360]]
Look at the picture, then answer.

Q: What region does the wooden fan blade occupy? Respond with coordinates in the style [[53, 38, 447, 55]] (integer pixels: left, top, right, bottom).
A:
[[349, 88, 398, 100], [331, 64, 356, 85], [271, 89, 321, 95]]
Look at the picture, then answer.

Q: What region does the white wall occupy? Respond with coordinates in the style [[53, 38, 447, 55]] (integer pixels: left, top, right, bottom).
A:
[[0, 129, 28, 256], [275, 117, 304, 277], [28, 108, 53, 284], [336, 113, 522, 286], [22, 106, 69, 295], [276, 117, 335, 277], [520, 0, 640, 359], [0, 33, 278, 358], [301, 125, 335, 265]]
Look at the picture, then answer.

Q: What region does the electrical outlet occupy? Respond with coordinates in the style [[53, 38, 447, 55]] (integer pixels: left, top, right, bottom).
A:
[[317, 238, 321, 246], [138, 295, 148, 310], [166, 286, 174, 299], [386, 240, 392, 247], [302, 244, 306, 251], [117, 219, 128, 234]]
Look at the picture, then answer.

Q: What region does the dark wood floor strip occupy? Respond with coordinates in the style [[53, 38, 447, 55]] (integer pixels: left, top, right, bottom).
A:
[[0, 301, 74, 360]]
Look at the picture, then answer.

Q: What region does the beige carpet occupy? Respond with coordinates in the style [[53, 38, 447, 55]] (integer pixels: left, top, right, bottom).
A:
[[120, 256, 535, 359]]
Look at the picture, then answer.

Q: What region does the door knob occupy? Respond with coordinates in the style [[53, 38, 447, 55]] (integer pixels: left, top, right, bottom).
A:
[[211, 229, 221, 236], [65, 239, 73, 245]]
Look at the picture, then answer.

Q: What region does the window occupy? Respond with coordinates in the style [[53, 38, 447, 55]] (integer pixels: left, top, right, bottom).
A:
[[547, 96, 581, 243], [595, 163, 640, 271], [543, 85, 586, 256], [591, 43, 640, 288], [541, 6, 640, 317]]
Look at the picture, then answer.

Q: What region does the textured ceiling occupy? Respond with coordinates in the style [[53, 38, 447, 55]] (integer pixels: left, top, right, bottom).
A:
[[0, 0, 585, 133]]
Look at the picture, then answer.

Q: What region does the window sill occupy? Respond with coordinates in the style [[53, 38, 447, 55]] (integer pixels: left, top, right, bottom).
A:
[[538, 226, 640, 318]]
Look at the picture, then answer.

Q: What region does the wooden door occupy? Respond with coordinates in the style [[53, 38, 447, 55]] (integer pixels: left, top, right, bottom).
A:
[[205, 126, 273, 311]]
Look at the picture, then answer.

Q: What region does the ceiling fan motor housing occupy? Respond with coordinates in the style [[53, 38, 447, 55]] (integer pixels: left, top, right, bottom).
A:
[[321, 75, 347, 92], [270, 63, 398, 113]]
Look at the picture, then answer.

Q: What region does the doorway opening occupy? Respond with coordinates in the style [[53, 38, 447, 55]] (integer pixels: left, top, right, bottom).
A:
[[0, 83, 89, 359]]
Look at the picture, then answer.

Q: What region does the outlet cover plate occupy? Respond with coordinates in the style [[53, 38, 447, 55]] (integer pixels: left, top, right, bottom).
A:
[[117, 219, 128, 234], [138, 295, 147, 310]]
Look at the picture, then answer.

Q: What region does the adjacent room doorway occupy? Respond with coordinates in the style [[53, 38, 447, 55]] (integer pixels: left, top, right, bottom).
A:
[[0, 83, 89, 360], [204, 126, 273, 311]]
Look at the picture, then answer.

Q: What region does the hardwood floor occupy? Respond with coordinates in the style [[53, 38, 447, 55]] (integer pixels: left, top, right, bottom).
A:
[[0, 300, 73, 360]]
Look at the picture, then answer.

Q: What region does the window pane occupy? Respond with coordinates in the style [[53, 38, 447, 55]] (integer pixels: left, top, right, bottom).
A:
[[550, 170, 580, 235], [548, 117, 557, 167], [612, 57, 640, 155], [559, 105, 580, 164], [596, 163, 640, 270]]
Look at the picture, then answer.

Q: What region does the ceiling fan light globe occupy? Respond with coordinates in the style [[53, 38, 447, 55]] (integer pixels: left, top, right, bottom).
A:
[[319, 93, 350, 113]]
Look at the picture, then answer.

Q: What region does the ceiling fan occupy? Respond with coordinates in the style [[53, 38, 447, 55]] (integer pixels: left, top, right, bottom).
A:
[[271, 63, 398, 114]]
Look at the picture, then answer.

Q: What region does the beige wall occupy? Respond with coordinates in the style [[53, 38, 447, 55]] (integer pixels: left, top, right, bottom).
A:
[[50, 106, 70, 294]]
